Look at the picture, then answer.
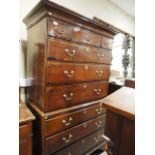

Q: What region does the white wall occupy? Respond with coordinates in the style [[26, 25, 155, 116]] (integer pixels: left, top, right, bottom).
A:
[[51, 0, 135, 35], [19, 0, 40, 78], [19, 0, 135, 78]]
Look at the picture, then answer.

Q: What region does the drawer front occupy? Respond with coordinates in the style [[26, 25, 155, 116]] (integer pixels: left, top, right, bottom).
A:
[[54, 129, 105, 155], [102, 36, 113, 49], [19, 136, 32, 155], [45, 103, 106, 136], [48, 19, 101, 47], [46, 62, 110, 84], [19, 138, 29, 155], [45, 81, 108, 112], [47, 38, 112, 64], [72, 26, 101, 46], [48, 19, 72, 40], [19, 123, 32, 155], [45, 115, 106, 155], [19, 124, 29, 138]]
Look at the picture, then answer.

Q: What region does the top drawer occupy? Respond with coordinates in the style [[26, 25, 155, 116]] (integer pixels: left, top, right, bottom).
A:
[[19, 124, 29, 138], [48, 19, 102, 47], [19, 122, 32, 138]]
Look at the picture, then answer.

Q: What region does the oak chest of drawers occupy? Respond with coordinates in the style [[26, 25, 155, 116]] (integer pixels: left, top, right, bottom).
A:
[[24, 1, 117, 155]]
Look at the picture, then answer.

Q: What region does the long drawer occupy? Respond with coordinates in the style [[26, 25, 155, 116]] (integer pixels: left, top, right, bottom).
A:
[[45, 103, 106, 137], [48, 19, 102, 47], [46, 62, 110, 84], [45, 115, 106, 155], [54, 129, 106, 155], [47, 38, 112, 64], [45, 81, 108, 112]]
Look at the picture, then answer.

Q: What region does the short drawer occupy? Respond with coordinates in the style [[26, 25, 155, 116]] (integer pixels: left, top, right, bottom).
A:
[[46, 62, 110, 84], [102, 36, 113, 49], [72, 26, 101, 47], [19, 124, 31, 138], [45, 103, 106, 136], [45, 115, 106, 155], [19, 138, 29, 155], [54, 129, 106, 155], [47, 38, 112, 64], [45, 81, 108, 112], [19, 136, 32, 155], [48, 19, 72, 40], [19, 123, 33, 155]]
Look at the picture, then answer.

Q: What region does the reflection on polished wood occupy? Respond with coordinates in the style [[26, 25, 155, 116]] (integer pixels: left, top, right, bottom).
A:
[[19, 102, 35, 125], [103, 87, 135, 120]]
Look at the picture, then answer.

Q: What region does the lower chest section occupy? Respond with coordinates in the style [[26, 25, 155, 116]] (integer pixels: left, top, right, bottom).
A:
[[32, 102, 107, 155]]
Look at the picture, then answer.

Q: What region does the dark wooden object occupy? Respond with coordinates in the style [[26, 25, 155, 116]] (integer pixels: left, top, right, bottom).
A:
[[19, 103, 35, 155], [108, 82, 123, 94], [109, 78, 135, 95], [125, 78, 135, 88], [23, 0, 117, 154], [102, 87, 135, 155]]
